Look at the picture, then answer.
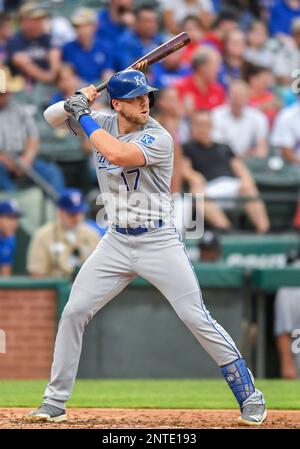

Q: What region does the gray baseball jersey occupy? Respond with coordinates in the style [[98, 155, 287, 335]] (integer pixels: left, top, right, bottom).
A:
[[42, 104, 264, 410], [67, 112, 174, 228]]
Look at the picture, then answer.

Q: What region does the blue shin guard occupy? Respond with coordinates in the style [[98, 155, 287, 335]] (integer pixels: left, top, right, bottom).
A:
[[220, 358, 255, 408]]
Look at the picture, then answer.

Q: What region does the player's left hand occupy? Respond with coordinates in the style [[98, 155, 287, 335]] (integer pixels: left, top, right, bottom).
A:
[[75, 85, 99, 106], [64, 93, 91, 121]]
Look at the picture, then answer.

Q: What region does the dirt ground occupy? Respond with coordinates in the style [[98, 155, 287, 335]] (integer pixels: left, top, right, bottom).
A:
[[0, 408, 299, 429]]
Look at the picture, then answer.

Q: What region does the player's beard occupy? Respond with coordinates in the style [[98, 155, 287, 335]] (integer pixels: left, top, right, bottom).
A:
[[119, 109, 149, 126]]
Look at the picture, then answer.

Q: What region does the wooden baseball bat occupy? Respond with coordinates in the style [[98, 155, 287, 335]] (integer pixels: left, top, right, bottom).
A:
[[96, 32, 191, 93]]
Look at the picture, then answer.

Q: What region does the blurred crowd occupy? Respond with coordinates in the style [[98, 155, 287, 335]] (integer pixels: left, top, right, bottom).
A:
[[1, 0, 300, 378]]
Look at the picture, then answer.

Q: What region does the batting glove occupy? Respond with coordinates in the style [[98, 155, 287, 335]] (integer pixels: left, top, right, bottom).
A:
[[64, 93, 91, 121]]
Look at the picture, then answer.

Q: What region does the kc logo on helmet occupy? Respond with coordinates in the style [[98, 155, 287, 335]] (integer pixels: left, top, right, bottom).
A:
[[134, 75, 146, 86]]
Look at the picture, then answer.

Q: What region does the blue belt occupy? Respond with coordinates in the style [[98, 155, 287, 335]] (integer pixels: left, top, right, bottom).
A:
[[115, 219, 164, 236]]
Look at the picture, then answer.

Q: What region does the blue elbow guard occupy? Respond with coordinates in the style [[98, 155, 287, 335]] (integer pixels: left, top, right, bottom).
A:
[[220, 358, 255, 408], [79, 114, 101, 137]]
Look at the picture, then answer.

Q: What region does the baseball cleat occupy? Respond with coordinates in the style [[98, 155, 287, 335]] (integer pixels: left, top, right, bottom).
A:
[[238, 403, 267, 426], [25, 403, 67, 423]]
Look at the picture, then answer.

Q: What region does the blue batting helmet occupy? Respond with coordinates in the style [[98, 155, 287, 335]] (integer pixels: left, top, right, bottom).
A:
[[107, 70, 158, 108]]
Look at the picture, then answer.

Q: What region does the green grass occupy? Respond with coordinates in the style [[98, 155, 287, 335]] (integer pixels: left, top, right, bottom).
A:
[[0, 379, 299, 409]]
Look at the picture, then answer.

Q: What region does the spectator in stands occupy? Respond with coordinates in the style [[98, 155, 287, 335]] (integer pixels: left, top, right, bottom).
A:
[[219, 29, 246, 89], [27, 189, 100, 279], [270, 99, 300, 164], [183, 109, 270, 233], [0, 12, 12, 65], [212, 80, 269, 158], [150, 48, 191, 89], [0, 68, 65, 192], [160, 0, 215, 35], [181, 15, 207, 64], [204, 7, 239, 52], [96, 0, 135, 47], [174, 46, 226, 115], [62, 8, 114, 85], [244, 20, 274, 68], [245, 63, 281, 126], [274, 287, 300, 378], [269, 0, 300, 36], [6, 3, 60, 84], [0, 199, 21, 276], [115, 5, 164, 71]]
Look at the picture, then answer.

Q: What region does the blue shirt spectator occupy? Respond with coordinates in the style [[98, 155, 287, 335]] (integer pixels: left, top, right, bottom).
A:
[[0, 199, 21, 276], [96, 0, 134, 47], [62, 40, 113, 84], [269, 0, 300, 35], [150, 50, 191, 88], [218, 28, 245, 90], [63, 7, 114, 84], [116, 30, 164, 71], [151, 62, 191, 89], [97, 8, 126, 42], [115, 5, 164, 71]]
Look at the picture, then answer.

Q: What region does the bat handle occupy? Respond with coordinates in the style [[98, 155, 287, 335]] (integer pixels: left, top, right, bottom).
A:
[[96, 80, 109, 93]]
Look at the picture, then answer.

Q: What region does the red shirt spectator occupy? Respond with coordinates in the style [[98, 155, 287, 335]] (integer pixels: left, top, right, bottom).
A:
[[175, 74, 225, 110], [174, 46, 226, 114], [248, 91, 278, 126]]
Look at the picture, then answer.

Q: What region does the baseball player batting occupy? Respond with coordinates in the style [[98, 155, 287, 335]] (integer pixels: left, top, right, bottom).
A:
[[26, 70, 267, 426]]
